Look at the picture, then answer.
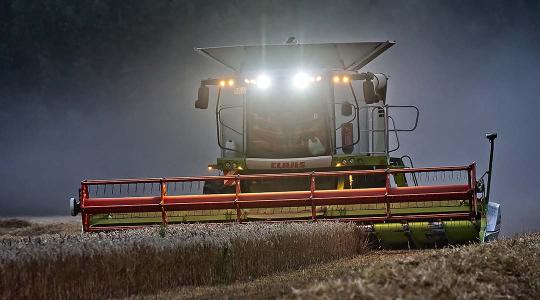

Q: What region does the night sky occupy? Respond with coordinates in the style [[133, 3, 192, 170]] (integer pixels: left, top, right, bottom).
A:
[[1, 0, 539, 235]]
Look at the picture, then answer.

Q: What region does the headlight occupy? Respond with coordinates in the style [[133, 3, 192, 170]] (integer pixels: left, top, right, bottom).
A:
[[256, 74, 271, 89], [292, 72, 310, 88]]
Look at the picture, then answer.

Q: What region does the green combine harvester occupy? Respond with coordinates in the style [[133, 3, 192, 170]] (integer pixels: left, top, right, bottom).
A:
[[70, 40, 501, 248]]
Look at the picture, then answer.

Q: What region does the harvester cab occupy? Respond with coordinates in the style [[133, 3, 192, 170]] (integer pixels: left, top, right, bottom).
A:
[[70, 40, 501, 249], [195, 41, 418, 190]]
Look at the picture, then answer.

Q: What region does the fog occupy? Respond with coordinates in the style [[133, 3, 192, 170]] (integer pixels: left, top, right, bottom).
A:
[[1, 0, 539, 235]]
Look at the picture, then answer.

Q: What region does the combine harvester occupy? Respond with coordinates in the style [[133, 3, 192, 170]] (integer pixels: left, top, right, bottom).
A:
[[70, 40, 501, 248]]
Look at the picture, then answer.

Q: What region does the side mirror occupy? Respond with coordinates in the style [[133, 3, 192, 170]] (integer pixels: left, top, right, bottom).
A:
[[363, 80, 378, 104], [341, 101, 353, 116], [363, 73, 388, 104], [341, 122, 354, 154], [195, 85, 209, 109]]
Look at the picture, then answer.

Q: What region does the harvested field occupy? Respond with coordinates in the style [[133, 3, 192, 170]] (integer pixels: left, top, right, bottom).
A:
[[0, 217, 80, 237], [148, 232, 540, 299], [286, 232, 540, 299], [0, 220, 366, 299]]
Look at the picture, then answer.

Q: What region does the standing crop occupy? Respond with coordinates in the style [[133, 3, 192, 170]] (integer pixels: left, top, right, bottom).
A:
[[0, 222, 367, 299]]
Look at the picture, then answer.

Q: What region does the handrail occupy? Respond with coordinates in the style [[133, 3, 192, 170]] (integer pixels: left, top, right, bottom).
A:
[[82, 164, 472, 184]]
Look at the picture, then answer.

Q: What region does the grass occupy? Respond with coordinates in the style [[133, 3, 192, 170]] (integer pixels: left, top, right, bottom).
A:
[[0, 221, 366, 299]]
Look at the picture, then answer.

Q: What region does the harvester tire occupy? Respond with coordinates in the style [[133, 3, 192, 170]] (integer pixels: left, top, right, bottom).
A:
[[69, 197, 80, 216]]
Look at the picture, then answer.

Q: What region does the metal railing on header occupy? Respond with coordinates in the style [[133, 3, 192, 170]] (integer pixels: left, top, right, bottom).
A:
[[80, 163, 477, 232]]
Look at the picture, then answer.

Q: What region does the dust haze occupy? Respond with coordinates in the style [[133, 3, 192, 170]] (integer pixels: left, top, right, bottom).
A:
[[1, 0, 539, 235]]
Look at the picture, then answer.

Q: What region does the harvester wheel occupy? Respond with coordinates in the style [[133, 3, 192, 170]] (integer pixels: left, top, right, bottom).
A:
[[203, 180, 236, 194], [69, 197, 80, 216]]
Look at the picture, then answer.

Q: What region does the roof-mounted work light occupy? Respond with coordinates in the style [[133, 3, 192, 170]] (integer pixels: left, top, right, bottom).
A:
[[256, 74, 271, 89], [292, 72, 310, 88], [292, 72, 322, 89]]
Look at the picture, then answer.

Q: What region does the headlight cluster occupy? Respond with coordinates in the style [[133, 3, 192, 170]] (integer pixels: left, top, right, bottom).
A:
[[217, 72, 354, 90], [242, 74, 271, 89], [242, 72, 322, 90], [335, 158, 356, 167], [219, 79, 235, 87], [292, 72, 322, 88], [333, 75, 350, 84]]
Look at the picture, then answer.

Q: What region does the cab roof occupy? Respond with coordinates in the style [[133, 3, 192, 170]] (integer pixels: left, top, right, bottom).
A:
[[196, 41, 395, 72]]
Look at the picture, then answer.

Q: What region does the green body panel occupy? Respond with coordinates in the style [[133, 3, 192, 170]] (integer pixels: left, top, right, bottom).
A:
[[408, 222, 436, 248], [393, 173, 408, 187], [478, 201, 488, 242], [216, 157, 246, 171], [443, 220, 481, 244], [374, 223, 410, 248], [216, 155, 388, 172], [374, 221, 479, 248], [330, 155, 388, 168]]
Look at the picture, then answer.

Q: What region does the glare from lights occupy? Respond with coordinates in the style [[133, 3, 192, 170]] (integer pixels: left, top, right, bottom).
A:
[[244, 78, 250, 84], [316, 76, 322, 81], [228, 79, 235, 86], [219, 80, 226, 87], [342, 76, 350, 83], [256, 74, 271, 89], [292, 72, 310, 88], [333, 76, 340, 83], [207, 166, 213, 171]]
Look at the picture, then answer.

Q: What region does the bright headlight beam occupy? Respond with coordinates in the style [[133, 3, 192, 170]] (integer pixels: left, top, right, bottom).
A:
[[292, 72, 310, 88], [256, 74, 271, 89]]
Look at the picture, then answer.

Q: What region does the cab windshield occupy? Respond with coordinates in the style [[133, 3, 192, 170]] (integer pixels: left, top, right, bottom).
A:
[[245, 81, 332, 158]]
